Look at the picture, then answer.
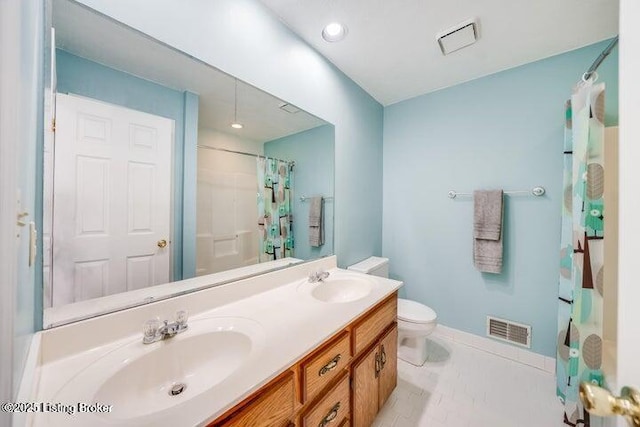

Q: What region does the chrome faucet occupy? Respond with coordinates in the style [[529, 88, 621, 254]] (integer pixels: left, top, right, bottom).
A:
[[309, 270, 330, 283], [143, 310, 189, 344]]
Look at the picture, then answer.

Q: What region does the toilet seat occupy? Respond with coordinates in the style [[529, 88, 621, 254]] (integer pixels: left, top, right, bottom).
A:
[[398, 298, 437, 324]]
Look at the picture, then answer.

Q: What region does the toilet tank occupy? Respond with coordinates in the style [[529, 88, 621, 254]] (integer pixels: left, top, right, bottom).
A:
[[347, 256, 389, 278]]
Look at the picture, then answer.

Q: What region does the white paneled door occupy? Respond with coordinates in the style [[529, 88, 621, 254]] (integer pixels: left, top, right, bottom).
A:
[[52, 94, 173, 306]]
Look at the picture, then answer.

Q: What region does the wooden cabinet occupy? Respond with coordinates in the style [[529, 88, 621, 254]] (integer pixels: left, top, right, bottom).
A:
[[377, 324, 398, 408], [352, 324, 398, 427], [300, 331, 351, 403], [301, 373, 350, 427], [210, 292, 398, 427], [213, 372, 295, 427], [352, 296, 397, 355], [353, 343, 379, 427]]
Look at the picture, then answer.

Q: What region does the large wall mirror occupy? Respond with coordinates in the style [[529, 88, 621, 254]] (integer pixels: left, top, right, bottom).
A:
[[43, 0, 335, 328]]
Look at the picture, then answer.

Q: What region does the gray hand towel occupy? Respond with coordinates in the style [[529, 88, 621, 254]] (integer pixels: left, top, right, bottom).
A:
[[473, 190, 504, 274], [308, 196, 324, 247], [473, 190, 503, 240]]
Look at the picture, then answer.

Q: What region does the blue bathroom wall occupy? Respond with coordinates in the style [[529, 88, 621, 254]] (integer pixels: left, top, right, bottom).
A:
[[75, 0, 384, 268], [56, 49, 199, 280], [181, 92, 199, 278], [383, 40, 619, 357], [264, 125, 335, 260]]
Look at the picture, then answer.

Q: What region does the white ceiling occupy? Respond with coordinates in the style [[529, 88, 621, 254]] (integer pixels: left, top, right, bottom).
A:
[[53, 0, 326, 143], [259, 0, 619, 105]]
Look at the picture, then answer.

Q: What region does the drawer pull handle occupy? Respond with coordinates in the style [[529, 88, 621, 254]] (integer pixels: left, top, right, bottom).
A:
[[319, 354, 342, 377], [380, 344, 387, 369], [318, 402, 341, 427], [374, 352, 381, 378]]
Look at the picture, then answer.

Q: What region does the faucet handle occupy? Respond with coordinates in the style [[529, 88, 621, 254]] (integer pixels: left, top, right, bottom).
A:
[[143, 317, 161, 342], [308, 269, 329, 283], [175, 310, 188, 326]]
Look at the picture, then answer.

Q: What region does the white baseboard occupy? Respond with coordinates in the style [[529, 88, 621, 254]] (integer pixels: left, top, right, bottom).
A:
[[433, 324, 556, 374]]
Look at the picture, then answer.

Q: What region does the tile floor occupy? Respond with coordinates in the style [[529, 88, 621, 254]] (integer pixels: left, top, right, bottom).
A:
[[374, 334, 564, 427]]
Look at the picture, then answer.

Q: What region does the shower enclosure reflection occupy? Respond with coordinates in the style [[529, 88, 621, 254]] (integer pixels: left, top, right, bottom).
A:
[[196, 120, 335, 275]]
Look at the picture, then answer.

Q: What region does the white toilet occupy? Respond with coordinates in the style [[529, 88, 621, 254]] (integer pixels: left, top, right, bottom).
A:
[[396, 298, 438, 365], [348, 257, 438, 366]]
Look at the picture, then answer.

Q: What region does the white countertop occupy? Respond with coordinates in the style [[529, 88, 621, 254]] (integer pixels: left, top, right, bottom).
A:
[[28, 257, 402, 427]]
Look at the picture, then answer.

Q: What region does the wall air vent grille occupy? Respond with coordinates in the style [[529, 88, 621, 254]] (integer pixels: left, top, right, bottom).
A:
[[486, 316, 531, 348]]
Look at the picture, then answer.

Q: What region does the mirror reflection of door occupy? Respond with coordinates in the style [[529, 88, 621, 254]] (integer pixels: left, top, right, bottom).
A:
[[50, 93, 173, 306]]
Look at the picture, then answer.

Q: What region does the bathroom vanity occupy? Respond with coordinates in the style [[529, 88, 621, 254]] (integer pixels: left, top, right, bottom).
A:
[[21, 256, 402, 427], [210, 292, 398, 427]]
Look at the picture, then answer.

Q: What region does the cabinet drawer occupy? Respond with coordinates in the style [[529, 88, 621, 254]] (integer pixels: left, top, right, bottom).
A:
[[352, 294, 397, 355], [219, 372, 295, 427], [301, 373, 350, 427], [301, 331, 351, 402]]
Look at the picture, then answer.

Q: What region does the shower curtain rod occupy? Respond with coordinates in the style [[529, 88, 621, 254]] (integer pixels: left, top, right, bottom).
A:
[[583, 36, 618, 80], [197, 145, 294, 165]]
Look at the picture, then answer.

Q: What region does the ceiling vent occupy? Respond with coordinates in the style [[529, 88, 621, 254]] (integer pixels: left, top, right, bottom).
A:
[[436, 19, 478, 55], [279, 103, 301, 114], [486, 316, 531, 348]]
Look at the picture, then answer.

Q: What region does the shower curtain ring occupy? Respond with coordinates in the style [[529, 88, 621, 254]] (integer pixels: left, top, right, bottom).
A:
[[582, 71, 599, 83]]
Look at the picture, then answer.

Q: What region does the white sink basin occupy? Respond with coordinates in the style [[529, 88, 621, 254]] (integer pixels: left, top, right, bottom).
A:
[[311, 278, 373, 303], [299, 274, 373, 303], [51, 317, 264, 424]]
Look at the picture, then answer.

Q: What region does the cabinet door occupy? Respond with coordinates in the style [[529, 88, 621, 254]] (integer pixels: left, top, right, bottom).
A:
[[219, 372, 295, 427], [352, 346, 379, 427], [378, 324, 398, 409]]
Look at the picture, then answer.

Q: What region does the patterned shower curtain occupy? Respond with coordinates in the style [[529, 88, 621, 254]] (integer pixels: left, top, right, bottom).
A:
[[256, 157, 294, 262], [556, 80, 606, 426]]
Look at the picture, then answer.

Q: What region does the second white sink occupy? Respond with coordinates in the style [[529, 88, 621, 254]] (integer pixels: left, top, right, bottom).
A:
[[311, 278, 372, 303], [299, 273, 373, 303]]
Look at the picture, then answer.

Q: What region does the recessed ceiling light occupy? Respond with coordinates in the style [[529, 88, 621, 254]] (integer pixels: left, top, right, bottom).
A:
[[231, 123, 243, 129], [322, 22, 348, 42]]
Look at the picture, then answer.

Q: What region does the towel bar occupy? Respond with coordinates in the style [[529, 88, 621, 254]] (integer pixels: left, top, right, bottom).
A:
[[448, 187, 545, 199], [300, 195, 334, 202]]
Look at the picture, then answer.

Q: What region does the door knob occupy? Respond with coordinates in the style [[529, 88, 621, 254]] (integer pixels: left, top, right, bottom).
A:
[[579, 382, 640, 426], [157, 239, 168, 248]]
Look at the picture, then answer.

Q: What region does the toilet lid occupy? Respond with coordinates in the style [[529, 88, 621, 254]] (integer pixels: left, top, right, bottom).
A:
[[398, 298, 437, 323]]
